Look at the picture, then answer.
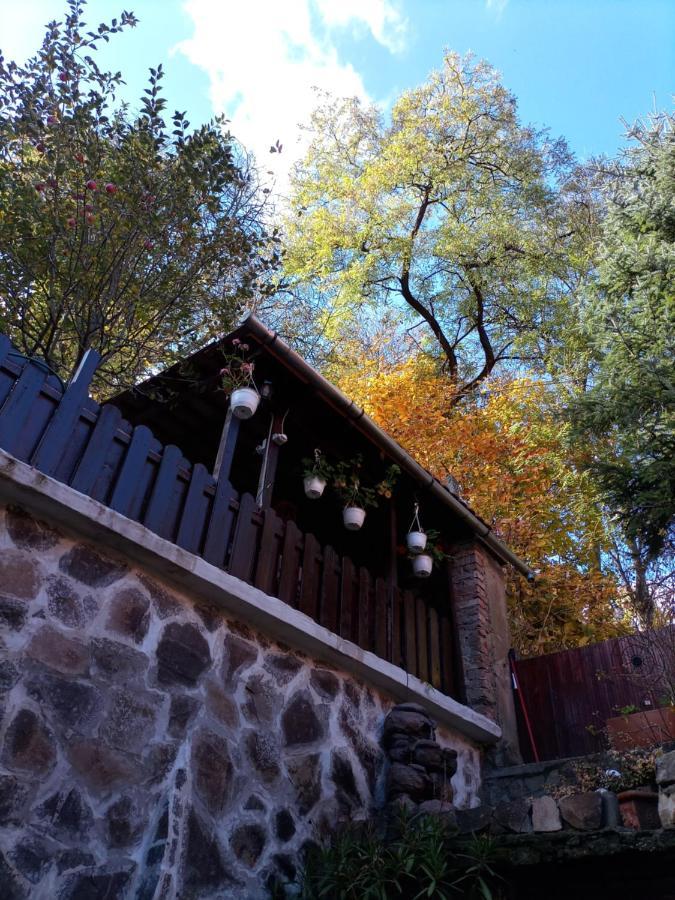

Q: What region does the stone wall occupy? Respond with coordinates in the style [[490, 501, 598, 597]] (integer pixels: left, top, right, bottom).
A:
[[0, 504, 482, 899]]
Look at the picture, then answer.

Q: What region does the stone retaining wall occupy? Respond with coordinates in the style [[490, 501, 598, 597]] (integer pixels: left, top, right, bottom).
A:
[[0, 504, 482, 898]]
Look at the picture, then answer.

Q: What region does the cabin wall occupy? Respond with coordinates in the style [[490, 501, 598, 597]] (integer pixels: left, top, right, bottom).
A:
[[0, 503, 483, 899]]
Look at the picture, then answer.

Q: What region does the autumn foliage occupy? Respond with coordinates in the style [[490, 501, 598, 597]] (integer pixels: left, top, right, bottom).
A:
[[337, 354, 627, 655]]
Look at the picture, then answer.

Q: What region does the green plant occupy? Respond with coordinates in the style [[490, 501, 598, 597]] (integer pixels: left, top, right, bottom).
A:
[[617, 704, 640, 716], [408, 529, 449, 565], [302, 449, 334, 482], [283, 811, 504, 900], [219, 338, 257, 393], [552, 747, 659, 798], [333, 456, 399, 509]]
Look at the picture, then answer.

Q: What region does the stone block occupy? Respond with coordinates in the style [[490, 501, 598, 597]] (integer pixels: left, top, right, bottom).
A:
[[0, 775, 29, 826], [531, 795, 562, 832], [0, 550, 40, 600], [2, 709, 56, 775], [282, 691, 325, 747], [192, 729, 233, 813], [310, 668, 340, 699], [494, 798, 532, 833], [58, 860, 136, 899], [286, 753, 321, 815], [387, 763, 432, 803], [185, 810, 238, 892], [223, 634, 257, 683], [26, 672, 102, 734], [168, 694, 199, 739], [455, 805, 494, 834], [9, 837, 51, 885], [383, 708, 435, 747], [26, 626, 89, 676], [331, 748, 362, 805], [137, 574, 182, 619], [6, 506, 59, 551], [105, 796, 144, 847], [68, 739, 137, 796], [36, 787, 93, 840], [58, 544, 127, 587], [275, 809, 296, 842], [559, 792, 603, 830], [242, 673, 280, 725], [0, 596, 27, 630], [417, 799, 458, 828], [157, 622, 211, 686], [0, 849, 28, 900], [659, 784, 675, 829], [0, 659, 19, 692], [106, 587, 150, 643], [245, 729, 281, 783], [656, 749, 675, 788], [91, 638, 149, 682], [100, 688, 158, 753], [231, 823, 267, 868], [45, 575, 85, 628], [205, 681, 240, 727]]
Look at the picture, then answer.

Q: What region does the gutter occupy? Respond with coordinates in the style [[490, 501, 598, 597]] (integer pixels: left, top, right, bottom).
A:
[[241, 313, 535, 580]]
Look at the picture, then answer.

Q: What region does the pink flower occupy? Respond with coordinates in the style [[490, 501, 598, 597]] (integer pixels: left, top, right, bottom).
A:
[[239, 342, 250, 352], [232, 338, 241, 347], [220, 367, 231, 376], [241, 362, 254, 374]]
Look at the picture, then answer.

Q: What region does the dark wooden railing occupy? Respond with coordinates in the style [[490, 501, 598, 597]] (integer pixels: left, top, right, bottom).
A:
[[0, 337, 456, 696]]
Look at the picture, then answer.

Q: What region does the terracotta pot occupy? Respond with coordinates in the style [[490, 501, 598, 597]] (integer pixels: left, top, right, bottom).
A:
[[230, 387, 260, 420], [303, 475, 326, 499], [617, 789, 660, 830], [412, 553, 433, 578], [606, 706, 675, 750], [343, 506, 366, 531], [406, 531, 427, 554]]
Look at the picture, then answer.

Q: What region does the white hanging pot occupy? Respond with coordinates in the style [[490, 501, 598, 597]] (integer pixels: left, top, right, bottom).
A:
[[343, 506, 366, 531], [412, 553, 433, 578], [304, 475, 326, 499], [230, 387, 260, 419], [406, 530, 427, 554]]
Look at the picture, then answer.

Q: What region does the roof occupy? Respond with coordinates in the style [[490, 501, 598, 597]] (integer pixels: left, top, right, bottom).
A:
[[112, 312, 534, 579]]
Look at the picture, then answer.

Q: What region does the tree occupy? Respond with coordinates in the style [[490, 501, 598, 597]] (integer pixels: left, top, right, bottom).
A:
[[282, 53, 594, 401], [0, 1, 276, 393], [335, 348, 626, 655], [568, 113, 675, 623]]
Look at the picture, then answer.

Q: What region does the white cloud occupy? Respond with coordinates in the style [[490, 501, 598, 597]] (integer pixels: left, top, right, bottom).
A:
[[485, 0, 509, 18], [176, 0, 407, 196]]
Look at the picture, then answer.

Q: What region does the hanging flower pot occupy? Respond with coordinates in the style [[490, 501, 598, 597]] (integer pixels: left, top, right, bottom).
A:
[[304, 475, 327, 500], [406, 530, 427, 554], [412, 553, 433, 578], [230, 386, 260, 419], [343, 506, 366, 531]]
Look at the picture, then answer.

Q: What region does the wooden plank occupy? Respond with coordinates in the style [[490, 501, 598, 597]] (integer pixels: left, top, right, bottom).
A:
[[228, 493, 259, 583], [357, 567, 371, 651], [32, 348, 101, 475], [374, 577, 388, 660], [0, 362, 48, 457], [299, 533, 322, 621], [277, 519, 303, 608], [143, 444, 183, 537], [70, 405, 122, 496], [391, 587, 404, 669], [202, 476, 238, 568], [212, 409, 240, 481], [428, 606, 442, 690], [109, 424, 154, 516], [176, 463, 212, 554], [320, 546, 340, 634], [254, 507, 283, 595], [340, 556, 355, 641], [403, 590, 417, 678], [439, 611, 456, 698], [416, 595, 429, 684]]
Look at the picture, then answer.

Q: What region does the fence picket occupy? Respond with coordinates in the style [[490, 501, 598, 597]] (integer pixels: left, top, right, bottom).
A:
[[374, 578, 388, 660], [416, 595, 429, 684], [278, 520, 303, 608], [403, 590, 417, 677], [357, 567, 372, 651], [0, 362, 49, 456], [202, 476, 237, 568], [340, 557, 356, 641], [176, 463, 211, 554], [320, 547, 340, 634], [142, 444, 183, 538], [254, 508, 283, 595], [109, 424, 154, 516], [228, 493, 258, 583], [299, 533, 322, 620]]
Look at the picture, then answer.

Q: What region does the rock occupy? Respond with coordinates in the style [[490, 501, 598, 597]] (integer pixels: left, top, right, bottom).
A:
[[26, 626, 89, 675], [168, 694, 199, 739], [231, 823, 266, 868], [417, 799, 458, 827], [106, 588, 150, 643], [157, 622, 211, 686], [387, 763, 432, 803], [100, 688, 158, 753], [45, 576, 84, 628], [286, 753, 321, 815], [37, 787, 93, 839], [242, 673, 280, 724], [185, 810, 237, 891], [144, 742, 178, 785], [339, 703, 381, 795], [310, 669, 340, 699], [245, 729, 280, 782], [58, 860, 136, 899], [26, 673, 101, 734], [68, 739, 137, 795], [265, 652, 303, 684], [387, 733, 416, 764], [0, 659, 19, 692], [383, 709, 435, 747], [532, 796, 562, 832], [331, 749, 362, 804], [244, 794, 266, 811], [105, 796, 144, 847], [0, 775, 28, 826], [412, 739, 445, 772], [659, 784, 675, 829], [91, 638, 148, 682], [2, 709, 56, 775], [0, 849, 28, 900], [559, 792, 603, 831], [192, 729, 233, 813], [205, 681, 239, 727], [0, 550, 40, 599], [10, 837, 51, 884], [656, 749, 675, 788], [6, 506, 59, 551], [137, 574, 182, 619], [273, 854, 296, 882], [58, 544, 127, 587], [0, 596, 27, 630], [494, 799, 533, 833], [275, 809, 296, 842], [282, 691, 324, 747], [223, 634, 258, 683], [597, 788, 620, 827], [429, 770, 454, 804], [56, 850, 96, 874]]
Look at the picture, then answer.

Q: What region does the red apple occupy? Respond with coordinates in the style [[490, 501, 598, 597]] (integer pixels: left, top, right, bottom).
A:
[[104, 183, 117, 195], [46, 115, 57, 125], [143, 239, 154, 250], [66, 217, 76, 228], [85, 179, 97, 191], [58, 72, 68, 82], [35, 183, 46, 193], [86, 213, 95, 224]]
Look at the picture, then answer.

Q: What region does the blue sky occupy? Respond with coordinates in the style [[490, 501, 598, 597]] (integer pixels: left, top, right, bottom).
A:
[[2, 0, 672, 189]]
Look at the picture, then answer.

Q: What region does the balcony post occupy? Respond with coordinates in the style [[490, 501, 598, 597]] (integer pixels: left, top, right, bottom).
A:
[[212, 409, 240, 482]]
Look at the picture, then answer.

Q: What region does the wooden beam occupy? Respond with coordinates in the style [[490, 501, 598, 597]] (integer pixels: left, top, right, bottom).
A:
[[213, 408, 240, 481]]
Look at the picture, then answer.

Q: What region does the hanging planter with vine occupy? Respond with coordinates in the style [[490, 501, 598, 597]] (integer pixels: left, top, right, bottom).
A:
[[409, 529, 446, 579], [333, 457, 399, 531], [302, 449, 333, 499], [220, 338, 260, 419], [406, 501, 427, 554]]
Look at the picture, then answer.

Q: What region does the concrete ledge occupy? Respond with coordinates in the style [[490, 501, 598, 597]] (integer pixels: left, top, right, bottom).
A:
[[0, 449, 501, 744]]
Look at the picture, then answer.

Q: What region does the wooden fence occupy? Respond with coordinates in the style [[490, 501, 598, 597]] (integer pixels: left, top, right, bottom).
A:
[[513, 628, 675, 761], [0, 338, 457, 697]]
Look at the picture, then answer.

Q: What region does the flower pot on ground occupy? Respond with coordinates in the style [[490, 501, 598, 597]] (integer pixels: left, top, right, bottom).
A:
[[617, 789, 660, 829], [412, 553, 433, 578], [606, 706, 675, 751], [406, 530, 427, 554], [343, 506, 367, 531], [229, 386, 259, 419], [304, 475, 326, 500]]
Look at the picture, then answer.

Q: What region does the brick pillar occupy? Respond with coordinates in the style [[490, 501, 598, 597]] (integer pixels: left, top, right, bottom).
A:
[[449, 541, 521, 765]]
